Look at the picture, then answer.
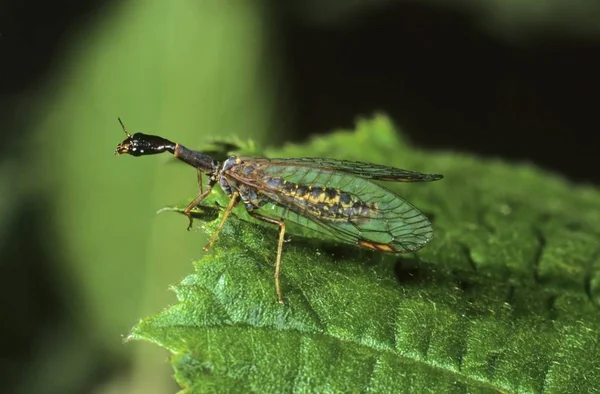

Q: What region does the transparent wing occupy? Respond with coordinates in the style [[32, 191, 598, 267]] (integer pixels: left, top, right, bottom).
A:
[[238, 156, 443, 182], [230, 163, 435, 253], [271, 196, 434, 253]]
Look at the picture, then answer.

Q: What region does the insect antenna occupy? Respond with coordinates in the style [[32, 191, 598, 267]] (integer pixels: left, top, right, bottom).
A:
[[117, 117, 132, 138]]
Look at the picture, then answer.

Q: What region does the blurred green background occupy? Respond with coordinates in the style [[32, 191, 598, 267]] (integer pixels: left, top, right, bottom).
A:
[[1, 1, 598, 393]]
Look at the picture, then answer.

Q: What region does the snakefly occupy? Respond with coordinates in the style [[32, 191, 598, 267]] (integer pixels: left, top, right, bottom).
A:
[[115, 119, 443, 304]]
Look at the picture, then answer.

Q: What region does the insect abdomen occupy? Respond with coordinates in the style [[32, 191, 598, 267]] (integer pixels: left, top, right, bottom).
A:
[[263, 177, 377, 222]]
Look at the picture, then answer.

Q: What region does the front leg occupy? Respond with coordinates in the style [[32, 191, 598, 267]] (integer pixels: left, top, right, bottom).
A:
[[203, 191, 240, 251], [184, 182, 214, 231]]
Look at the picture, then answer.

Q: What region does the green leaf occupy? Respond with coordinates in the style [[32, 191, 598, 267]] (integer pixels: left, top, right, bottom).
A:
[[128, 114, 600, 393]]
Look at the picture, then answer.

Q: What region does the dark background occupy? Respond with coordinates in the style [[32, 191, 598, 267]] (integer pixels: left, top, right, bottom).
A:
[[1, 1, 598, 393], [2, 2, 599, 183]]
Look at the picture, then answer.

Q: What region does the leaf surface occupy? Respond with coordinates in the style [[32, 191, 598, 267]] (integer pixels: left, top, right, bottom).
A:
[[129, 115, 600, 393]]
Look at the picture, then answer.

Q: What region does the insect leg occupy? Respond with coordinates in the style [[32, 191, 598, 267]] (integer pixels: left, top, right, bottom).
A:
[[196, 168, 204, 194], [247, 211, 286, 304], [184, 187, 213, 231], [203, 191, 240, 251]]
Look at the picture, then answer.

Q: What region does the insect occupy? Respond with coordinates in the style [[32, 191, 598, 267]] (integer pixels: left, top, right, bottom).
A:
[[115, 118, 443, 304]]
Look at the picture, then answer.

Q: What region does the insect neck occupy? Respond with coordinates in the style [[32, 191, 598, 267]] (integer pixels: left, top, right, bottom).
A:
[[174, 143, 218, 173]]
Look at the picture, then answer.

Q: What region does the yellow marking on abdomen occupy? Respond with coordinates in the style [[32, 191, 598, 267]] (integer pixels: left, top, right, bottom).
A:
[[274, 180, 377, 221]]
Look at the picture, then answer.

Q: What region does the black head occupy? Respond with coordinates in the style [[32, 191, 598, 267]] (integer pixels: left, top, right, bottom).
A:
[[115, 118, 175, 156]]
